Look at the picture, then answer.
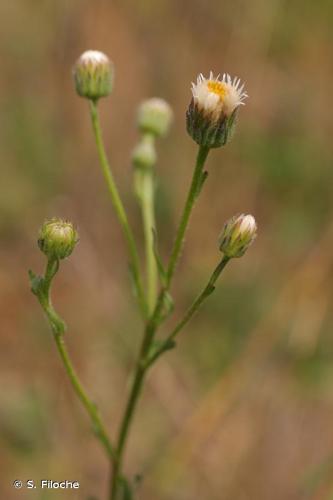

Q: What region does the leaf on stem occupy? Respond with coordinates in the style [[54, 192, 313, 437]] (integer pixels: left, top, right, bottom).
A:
[[153, 338, 176, 355], [195, 170, 209, 198], [203, 283, 216, 298], [158, 290, 174, 323], [28, 270, 44, 296], [152, 230, 167, 286]]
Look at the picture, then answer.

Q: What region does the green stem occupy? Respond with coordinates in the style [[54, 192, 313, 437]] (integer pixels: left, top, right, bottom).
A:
[[53, 332, 115, 459], [166, 144, 210, 286], [110, 364, 146, 499], [140, 163, 157, 314], [89, 100, 148, 319], [36, 258, 115, 460], [110, 307, 162, 499], [110, 145, 211, 499], [147, 256, 230, 366]]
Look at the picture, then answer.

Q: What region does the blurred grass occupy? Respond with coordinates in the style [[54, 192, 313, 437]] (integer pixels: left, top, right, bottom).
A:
[[1, 0, 333, 499]]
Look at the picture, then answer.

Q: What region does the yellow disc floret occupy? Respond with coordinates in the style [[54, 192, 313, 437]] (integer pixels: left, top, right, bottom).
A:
[[207, 80, 226, 100]]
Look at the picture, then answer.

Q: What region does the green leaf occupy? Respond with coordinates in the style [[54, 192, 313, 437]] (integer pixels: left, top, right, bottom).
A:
[[28, 269, 43, 296], [196, 170, 209, 197], [146, 338, 176, 367], [152, 338, 176, 355], [158, 290, 174, 323], [152, 230, 167, 286], [203, 284, 215, 298]]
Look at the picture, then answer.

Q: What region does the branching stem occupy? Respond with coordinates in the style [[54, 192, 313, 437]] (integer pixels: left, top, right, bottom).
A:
[[110, 145, 210, 499]]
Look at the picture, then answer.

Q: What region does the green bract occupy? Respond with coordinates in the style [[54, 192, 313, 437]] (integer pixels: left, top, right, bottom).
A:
[[186, 99, 237, 148], [73, 50, 114, 100], [219, 214, 257, 258], [38, 218, 78, 260], [137, 98, 173, 137]]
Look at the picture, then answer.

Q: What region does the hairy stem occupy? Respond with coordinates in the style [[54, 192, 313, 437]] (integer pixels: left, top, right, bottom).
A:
[[148, 255, 230, 366], [35, 258, 115, 460], [110, 144, 210, 499], [166, 144, 210, 285], [141, 166, 157, 313], [53, 332, 115, 459], [89, 100, 148, 319]]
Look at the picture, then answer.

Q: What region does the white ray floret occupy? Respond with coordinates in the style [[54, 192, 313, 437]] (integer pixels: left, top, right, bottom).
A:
[[79, 50, 110, 66], [191, 72, 248, 119]]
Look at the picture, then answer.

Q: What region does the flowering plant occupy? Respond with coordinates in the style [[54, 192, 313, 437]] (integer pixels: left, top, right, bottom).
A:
[[29, 49, 257, 500]]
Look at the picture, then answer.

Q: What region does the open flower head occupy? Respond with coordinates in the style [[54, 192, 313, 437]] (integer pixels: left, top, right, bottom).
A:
[[73, 50, 114, 100], [219, 214, 257, 258], [187, 72, 247, 148]]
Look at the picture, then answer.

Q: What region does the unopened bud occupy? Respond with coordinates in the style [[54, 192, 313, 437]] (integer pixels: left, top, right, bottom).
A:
[[38, 219, 78, 260], [138, 98, 173, 137], [132, 136, 156, 170], [219, 214, 257, 258], [73, 50, 114, 100]]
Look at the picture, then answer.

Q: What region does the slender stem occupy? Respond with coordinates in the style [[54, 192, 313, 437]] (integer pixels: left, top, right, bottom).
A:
[[36, 258, 115, 460], [112, 256, 231, 471], [110, 145, 211, 499], [141, 165, 157, 314], [110, 364, 146, 499], [53, 332, 115, 459], [110, 307, 162, 498], [148, 256, 230, 366], [89, 100, 148, 319], [166, 144, 210, 286]]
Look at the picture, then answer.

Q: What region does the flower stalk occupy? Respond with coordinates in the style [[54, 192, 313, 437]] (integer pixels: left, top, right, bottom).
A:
[[89, 100, 148, 319], [110, 143, 211, 499], [133, 133, 158, 313], [146, 255, 230, 367], [166, 144, 210, 285], [30, 54, 255, 500], [141, 165, 158, 312], [29, 254, 115, 460]]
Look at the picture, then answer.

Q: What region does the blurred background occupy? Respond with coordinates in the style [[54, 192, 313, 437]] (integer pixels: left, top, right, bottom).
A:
[[1, 0, 333, 498]]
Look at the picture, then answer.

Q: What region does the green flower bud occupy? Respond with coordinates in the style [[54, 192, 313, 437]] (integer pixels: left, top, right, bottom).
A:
[[137, 98, 173, 137], [73, 50, 114, 100], [132, 136, 156, 170], [219, 214, 257, 258], [187, 72, 247, 148], [38, 219, 78, 260]]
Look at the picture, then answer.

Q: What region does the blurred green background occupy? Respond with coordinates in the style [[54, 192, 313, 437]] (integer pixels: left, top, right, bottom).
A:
[[1, 0, 333, 498]]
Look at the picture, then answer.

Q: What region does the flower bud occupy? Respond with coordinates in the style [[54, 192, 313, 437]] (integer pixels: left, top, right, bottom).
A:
[[132, 136, 156, 170], [187, 72, 247, 148], [73, 50, 114, 100], [137, 98, 173, 137], [38, 219, 78, 260], [219, 214, 257, 258]]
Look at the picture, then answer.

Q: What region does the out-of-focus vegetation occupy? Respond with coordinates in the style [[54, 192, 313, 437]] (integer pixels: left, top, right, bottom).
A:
[[1, 0, 333, 498]]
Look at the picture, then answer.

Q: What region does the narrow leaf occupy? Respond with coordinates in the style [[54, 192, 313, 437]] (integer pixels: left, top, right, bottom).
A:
[[158, 290, 174, 323], [152, 230, 167, 286], [196, 170, 209, 197], [203, 284, 215, 298], [28, 270, 43, 296]]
